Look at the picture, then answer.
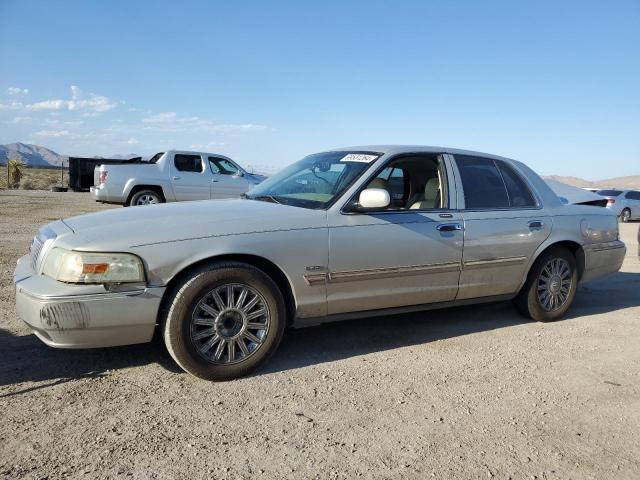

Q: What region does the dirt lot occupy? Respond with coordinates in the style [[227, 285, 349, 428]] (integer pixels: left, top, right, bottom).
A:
[[1, 190, 639, 479]]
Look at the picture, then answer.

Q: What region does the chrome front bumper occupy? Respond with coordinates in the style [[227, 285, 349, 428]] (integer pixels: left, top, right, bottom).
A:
[[581, 240, 626, 283], [14, 254, 165, 348]]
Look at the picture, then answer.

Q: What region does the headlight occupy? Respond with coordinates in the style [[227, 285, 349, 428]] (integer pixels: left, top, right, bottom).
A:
[[42, 248, 145, 284]]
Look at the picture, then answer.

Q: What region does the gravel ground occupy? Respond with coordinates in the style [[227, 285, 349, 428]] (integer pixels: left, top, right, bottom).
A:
[[1, 190, 639, 480]]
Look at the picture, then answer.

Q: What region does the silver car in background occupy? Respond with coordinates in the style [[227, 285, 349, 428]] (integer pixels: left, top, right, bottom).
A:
[[596, 189, 640, 222], [15, 146, 626, 380], [91, 150, 267, 206]]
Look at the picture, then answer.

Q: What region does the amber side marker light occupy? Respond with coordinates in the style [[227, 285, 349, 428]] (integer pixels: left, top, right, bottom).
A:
[[82, 263, 110, 274]]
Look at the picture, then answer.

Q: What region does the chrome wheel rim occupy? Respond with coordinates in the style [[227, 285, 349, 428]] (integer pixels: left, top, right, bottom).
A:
[[190, 283, 270, 365], [622, 210, 630, 222], [537, 258, 572, 312], [137, 194, 159, 205]]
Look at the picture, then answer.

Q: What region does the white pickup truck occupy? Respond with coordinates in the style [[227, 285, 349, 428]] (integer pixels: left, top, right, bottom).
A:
[[90, 150, 266, 206]]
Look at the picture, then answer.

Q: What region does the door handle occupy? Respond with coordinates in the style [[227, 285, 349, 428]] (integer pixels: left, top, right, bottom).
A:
[[436, 223, 463, 232], [528, 220, 544, 230], [211, 179, 219, 183], [172, 176, 181, 180]]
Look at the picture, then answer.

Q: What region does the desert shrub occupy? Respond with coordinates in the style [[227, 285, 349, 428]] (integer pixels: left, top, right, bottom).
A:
[[19, 178, 35, 190], [8, 159, 25, 188]]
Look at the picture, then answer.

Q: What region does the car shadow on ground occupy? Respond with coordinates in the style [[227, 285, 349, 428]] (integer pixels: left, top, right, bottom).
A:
[[266, 270, 640, 375], [1, 271, 639, 390], [0, 328, 181, 395]]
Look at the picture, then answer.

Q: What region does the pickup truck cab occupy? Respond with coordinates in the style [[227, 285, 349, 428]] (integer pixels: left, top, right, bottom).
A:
[[91, 150, 266, 206]]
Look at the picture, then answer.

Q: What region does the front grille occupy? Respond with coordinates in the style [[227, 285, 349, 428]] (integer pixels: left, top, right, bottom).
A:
[[30, 236, 44, 271]]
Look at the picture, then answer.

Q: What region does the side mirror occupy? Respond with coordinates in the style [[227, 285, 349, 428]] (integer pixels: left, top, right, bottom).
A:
[[233, 171, 244, 177], [358, 188, 390, 210]]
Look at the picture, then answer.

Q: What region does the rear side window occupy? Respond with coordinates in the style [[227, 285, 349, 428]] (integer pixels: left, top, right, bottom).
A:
[[496, 161, 537, 207], [174, 154, 203, 172], [455, 155, 509, 209], [625, 191, 640, 200]]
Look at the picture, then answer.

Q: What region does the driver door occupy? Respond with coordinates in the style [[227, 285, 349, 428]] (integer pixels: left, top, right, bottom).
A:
[[208, 156, 251, 199], [326, 154, 463, 315]]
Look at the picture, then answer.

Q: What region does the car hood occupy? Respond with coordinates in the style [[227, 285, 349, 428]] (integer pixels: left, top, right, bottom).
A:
[[59, 199, 326, 251]]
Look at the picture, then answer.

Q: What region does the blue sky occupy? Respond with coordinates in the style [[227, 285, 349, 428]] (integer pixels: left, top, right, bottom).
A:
[[1, 0, 638, 178]]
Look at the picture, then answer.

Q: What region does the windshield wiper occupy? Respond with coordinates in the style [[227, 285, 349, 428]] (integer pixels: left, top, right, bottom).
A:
[[248, 194, 282, 204]]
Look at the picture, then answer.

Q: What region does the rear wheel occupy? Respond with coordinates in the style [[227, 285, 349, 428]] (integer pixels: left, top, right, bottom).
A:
[[620, 208, 631, 223], [162, 262, 285, 380], [515, 247, 578, 322], [129, 189, 163, 206]]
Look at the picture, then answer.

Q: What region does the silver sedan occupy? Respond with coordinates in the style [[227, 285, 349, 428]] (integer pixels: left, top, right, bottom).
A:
[[14, 146, 626, 380]]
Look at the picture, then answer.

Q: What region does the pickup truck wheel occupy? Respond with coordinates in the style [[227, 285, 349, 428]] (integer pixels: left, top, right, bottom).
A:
[[162, 262, 285, 381], [129, 189, 162, 206], [514, 247, 578, 322]]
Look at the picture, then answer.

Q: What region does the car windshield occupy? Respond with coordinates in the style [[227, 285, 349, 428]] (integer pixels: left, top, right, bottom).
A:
[[244, 151, 380, 209], [596, 189, 623, 197]]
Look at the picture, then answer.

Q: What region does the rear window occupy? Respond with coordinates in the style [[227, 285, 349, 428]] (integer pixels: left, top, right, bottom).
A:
[[597, 190, 623, 197], [174, 154, 203, 173]]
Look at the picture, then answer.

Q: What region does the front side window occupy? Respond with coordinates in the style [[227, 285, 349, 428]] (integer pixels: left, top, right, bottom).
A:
[[209, 157, 240, 175], [174, 154, 203, 173], [360, 154, 446, 210], [245, 151, 380, 209], [455, 155, 509, 209]]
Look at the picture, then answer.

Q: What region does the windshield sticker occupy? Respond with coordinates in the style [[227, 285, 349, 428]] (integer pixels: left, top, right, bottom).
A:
[[340, 153, 378, 163]]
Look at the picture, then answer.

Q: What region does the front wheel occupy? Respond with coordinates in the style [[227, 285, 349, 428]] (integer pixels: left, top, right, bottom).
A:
[[162, 262, 285, 380], [514, 247, 578, 322]]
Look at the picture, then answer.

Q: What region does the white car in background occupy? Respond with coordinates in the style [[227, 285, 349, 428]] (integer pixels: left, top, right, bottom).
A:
[[595, 189, 640, 222], [91, 150, 266, 206]]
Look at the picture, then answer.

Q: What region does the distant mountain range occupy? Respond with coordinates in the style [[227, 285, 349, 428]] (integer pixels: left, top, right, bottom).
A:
[[543, 175, 640, 190], [0, 142, 142, 167], [0, 142, 64, 167]]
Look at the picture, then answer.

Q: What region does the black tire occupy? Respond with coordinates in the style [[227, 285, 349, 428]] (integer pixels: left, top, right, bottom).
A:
[[128, 189, 163, 207], [50, 186, 68, 192], [162, 262, 286, 381], [514, 246, 578, 322], [620, 208, 631, 223]]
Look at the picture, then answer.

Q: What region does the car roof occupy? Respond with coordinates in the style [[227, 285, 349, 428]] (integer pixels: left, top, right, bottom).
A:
[[327, 145, 516, 162]]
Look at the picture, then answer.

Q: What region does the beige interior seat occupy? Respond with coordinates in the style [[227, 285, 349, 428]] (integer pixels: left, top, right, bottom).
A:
[[410, 176, 441, 209]]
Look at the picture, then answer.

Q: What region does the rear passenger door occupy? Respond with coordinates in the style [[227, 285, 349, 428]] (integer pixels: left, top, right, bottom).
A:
[[451, 155, 551, 300], [170, 153, 212, 201]]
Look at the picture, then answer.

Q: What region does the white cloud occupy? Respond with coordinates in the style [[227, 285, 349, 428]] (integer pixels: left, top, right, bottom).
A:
[[24, 86, 118, 113], [141, 111, 269, 134], [0, 101, 24, 111], [35, 129, 70, 137], [7, 87, 29, 96], [142, 112, 178, 123], [7, 116, 32, 124], [127, 138, 139, 145]]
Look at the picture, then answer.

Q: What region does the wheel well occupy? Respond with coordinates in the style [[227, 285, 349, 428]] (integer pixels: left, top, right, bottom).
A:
[[126, 185, 166, 204], [537, 240, 585, 280], [158, 254, 296, 327]]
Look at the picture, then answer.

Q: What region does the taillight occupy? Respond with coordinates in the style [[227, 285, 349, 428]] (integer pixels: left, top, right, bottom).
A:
[[607, 198, 615, 205], [98, 171, 108, 186]]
